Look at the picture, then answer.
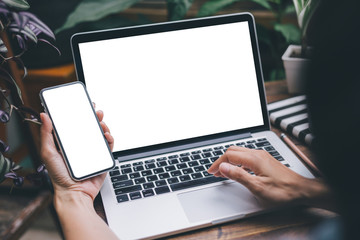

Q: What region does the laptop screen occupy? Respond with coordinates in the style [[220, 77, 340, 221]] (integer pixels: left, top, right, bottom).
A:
[[74, 15, 265, 153]]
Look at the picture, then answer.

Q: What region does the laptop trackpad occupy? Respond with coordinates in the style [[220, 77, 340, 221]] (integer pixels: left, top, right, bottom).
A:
[[177, 182, 262, 223]]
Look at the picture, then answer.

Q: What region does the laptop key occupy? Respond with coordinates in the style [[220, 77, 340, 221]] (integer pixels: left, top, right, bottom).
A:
[[153, 167, 165, 174], [147, 175, 158, 182], [168, 155, 178, 159], [188, 161, 199, 167], [191, 173, 203, 179], [132, 162, 143, 166], [194, 166, 205, 172], [245, 144, 255, 149], [214, 146, 224, 150], [116, 194, 129, 203], [268, 151, 280, 157], [133, 165, 144, 172], [145, 159, 155, 164], [167, 177, 179, 184], [236, 142, 245, 146], [115, 185, 142, 195], [141, 170, 152, 176], [180, 152, 190, 157], [169, 159, 179, 165], [213, 150, 223, 156], [129, 172, 141, 179], [210, 157, 218, 162], [113, 180, 133, 189], [203, 171, 211, 177], [179, 156, 190, 162], [143, 182, 155, 189], [109, 170, 120, 177], [171, 170, 182, 177], [111, 175, 128, 182], [205, 163, 212, 169], [157, 161, 168, 167], [179, 175, 191, 182], [257, 138, 267, 142], [182, 168, 194, 174], [255, 141, 271, 147], [202, 148, 213, 152], [156, 157, 167, 161], [202, 152, 212, 158], [170, 176, 227, 192], [165, 165, 176, 171], [264, 146, 275, 151], [191, 150, 201, 154], [191, 154, 201, 160], [155, 186, 170, 195], [155, 180, 167, 187], [176, 163, 187, 169], [134, 177, 146, 184], [121, 168, 132, 174], [284, 163, 290, 167], [246, 140, 256, 143], [145, 163, 156, 169], [142, 189, 155, 197], [274, 156, 284, 161], [199, 159, 210, 165], [158, 172, 170, 179], [120, 164, 131, 169], [129, 192, 142, 200]]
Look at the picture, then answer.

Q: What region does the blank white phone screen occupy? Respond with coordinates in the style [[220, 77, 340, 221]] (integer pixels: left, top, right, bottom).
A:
[[42, 83, 114, 179]]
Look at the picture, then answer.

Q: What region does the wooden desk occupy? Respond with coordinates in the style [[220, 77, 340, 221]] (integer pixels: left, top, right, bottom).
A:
[[94, 80, 335, 239]]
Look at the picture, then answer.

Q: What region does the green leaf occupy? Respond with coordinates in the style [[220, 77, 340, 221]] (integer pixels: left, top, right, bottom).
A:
[[55, 0, 141, 34], [197, 0, 239, 17], [2, 0, 30, 10], [274, 23, 301, 44], [166, 0, 194, 21], [0, 154, 11, 183], [301, 0, 320, 37]]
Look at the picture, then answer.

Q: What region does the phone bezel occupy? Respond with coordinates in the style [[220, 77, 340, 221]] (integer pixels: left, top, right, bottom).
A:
[[40, 81, 115, 181]]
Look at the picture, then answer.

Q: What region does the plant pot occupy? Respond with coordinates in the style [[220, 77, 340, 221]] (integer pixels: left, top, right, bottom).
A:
[[282, 45, 311, 94]]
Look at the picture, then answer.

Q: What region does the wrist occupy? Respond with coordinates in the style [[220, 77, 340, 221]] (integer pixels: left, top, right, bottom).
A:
[[298, 178, 335, 209], [54, 191, 94, 213]]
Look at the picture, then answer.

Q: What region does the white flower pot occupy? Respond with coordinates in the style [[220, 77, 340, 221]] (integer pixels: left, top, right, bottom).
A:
[[282, 45, 311, 94]]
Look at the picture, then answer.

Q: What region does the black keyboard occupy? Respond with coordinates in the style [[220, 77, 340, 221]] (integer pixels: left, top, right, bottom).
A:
[[110, 137, 290, 203]]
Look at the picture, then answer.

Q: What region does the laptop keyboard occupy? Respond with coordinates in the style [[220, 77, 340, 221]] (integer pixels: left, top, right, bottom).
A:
[[109, 137, 290, 203]]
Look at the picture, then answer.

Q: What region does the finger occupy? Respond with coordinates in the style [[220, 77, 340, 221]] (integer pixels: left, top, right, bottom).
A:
[[100, 121, 110, 134], [219, 162, 256, 189], [208, 153, 229, 174], [40, 113, 56, 151], [208, 147, 250, 174], [224, 150, 263, 173], [104, 132, 114, 151], [96, 110, 104, 122]]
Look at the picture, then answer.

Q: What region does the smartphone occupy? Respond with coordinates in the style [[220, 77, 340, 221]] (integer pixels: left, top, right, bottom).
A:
[[40, 82, 115, 181]]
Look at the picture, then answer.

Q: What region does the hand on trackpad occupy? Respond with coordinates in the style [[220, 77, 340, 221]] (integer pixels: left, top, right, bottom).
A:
[[177, 182, 262, 223]]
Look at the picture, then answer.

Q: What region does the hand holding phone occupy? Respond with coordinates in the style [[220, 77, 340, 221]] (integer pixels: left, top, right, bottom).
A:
[[40, 82, 115, 181]]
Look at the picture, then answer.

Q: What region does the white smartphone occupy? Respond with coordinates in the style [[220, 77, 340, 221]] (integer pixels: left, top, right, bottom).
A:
[[40, 81, 115, 181]]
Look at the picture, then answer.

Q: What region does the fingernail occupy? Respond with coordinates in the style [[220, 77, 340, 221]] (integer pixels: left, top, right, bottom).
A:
[[208, 168, 215, 174], [220, 162, 230, 174]]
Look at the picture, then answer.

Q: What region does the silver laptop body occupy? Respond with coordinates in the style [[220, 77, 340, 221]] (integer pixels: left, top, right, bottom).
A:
[[71, 13, 314, 239]]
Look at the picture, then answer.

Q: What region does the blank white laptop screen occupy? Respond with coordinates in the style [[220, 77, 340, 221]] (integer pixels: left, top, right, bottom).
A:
[[78, 21, 263, 152]]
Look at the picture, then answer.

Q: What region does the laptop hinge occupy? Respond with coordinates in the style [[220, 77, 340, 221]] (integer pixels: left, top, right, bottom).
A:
[[117, 132, 252, 162]]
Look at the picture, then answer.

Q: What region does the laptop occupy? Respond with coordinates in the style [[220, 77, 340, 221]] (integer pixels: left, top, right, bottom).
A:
[[70, 13, 314, 239]]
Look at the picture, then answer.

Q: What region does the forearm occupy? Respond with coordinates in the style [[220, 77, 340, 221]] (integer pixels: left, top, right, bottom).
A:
[[54, 192, 118, 240]]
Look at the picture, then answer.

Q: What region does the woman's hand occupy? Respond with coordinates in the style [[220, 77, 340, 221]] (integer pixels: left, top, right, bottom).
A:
[[40, 110, 114, 201], [208, 146, 332, 207]]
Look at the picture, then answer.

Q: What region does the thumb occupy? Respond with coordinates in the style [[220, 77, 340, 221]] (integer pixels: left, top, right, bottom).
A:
[[40, 113, 56, 150], [219, 162, 254, 189]]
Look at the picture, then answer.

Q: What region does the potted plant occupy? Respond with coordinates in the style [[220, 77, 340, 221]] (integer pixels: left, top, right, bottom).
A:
[[0, 0, 58, 187], [282, 0, 320, 94]]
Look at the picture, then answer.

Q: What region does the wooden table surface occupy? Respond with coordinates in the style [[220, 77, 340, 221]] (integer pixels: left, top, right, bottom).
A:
[[94, 80, 335, 239]]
